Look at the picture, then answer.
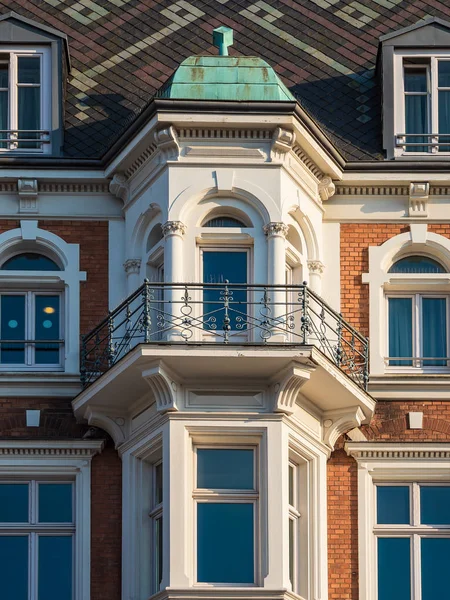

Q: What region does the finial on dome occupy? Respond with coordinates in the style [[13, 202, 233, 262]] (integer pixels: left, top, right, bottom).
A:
[[213, 26, 233, 56]]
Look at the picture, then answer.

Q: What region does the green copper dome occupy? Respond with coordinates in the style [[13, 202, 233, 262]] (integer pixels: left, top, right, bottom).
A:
[[158, 56, 295, 102]]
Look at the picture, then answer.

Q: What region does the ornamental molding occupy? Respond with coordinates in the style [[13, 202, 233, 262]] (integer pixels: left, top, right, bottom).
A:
[[123, 258, 141, 275], [109, 172, 129, 202], [323, 406, 365, 450], [292, 144, 323, 179], [142, 361, 182, 413], [271, 363, 312, 414], [307, 260, 325, 275], [0, 440, 104, 458], [154, 126, 180, 160], [178, 127, 272, 141], [318, 176, 336, 202], [125, 142, 158, 178], [409, 181, 429, 218], [263, 222, 289, 238], [271, 126, 295, 160], [162, 220, 186, 237], [17, 178, 38, 214], [335, 185, 409, 196], [39, 182, 109, 194], [345, 442, 450, 461]]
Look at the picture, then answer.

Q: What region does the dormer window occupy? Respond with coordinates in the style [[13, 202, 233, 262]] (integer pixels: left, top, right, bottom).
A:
[[0, 48, 50, 152], [399, 56, 450, 153], [380, 17, 450, 158]]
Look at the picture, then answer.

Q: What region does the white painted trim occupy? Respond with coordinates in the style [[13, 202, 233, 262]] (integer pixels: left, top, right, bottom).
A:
[[0, 439, 103, 600], [0, 221, 86, 376]]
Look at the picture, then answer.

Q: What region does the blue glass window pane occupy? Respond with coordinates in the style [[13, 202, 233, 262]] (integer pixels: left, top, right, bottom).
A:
[[405, 93, 428, 153], [0, 483, 28, 522], [421, 538, 450, 600], [1, 295, 25, 364], [439, 61, 450, 87], [203, 251, 247, 331], [197, 503, 254, 583], [38, 536, 72, 600], [438, 90, 450, 151], [377, 538, 410, 600], [0, 536, 28, 600], [377, 486, 410, 524], [35, 296, 60, 365], [422, 298, 447, 366], [421, 486, 450, 524], [197, 449, 254, 490], [38, 483, 73, 523], [405, 69, 427, 92], [388, 298, 413, 366], [389, 256, 445, 273], [1, 253, 60, 271]]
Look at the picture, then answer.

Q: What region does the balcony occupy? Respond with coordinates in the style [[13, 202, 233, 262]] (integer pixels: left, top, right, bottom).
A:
[[395, 133, 450, 153], [81, 281, 369, 390], [0, 129, 50, 151]]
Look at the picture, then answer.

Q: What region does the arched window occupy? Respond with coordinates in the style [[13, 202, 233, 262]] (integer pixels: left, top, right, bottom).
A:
[[388, 255, 448, 368], [388, 255, 446, 274], [0, 251, 63, 368], [203, 216, 246, 228]]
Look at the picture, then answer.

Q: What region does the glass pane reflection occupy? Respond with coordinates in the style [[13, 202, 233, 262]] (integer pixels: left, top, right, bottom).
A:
[[197, 449, 254, 489], [377, 538, 410, 600], [377, 486, 410, 524], [0, 536, 28, 600], [197, 503, 254, 583], [421, 538, 450, 600], [0, 483, 28, 522], [38, 536, 72, 600]]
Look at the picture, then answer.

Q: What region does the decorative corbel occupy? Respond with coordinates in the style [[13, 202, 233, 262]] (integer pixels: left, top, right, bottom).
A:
[[154, 126, 180, 161], [84, 407, 127, 448], [318, 176, 336, 202], [142, 361, 182, 413], [270, 127, 295, 161], [109, 172, 129, 202], [409, 182, 429, 217], [270, 363, 313, 414], [18, 178, 38, 214], [322, 406, 365, 450], [307, 260, 325, 275]]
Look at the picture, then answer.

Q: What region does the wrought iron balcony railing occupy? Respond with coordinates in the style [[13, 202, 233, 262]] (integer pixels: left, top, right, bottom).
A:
[[80, 281, 369, 390], [0, 130, 50, 151]]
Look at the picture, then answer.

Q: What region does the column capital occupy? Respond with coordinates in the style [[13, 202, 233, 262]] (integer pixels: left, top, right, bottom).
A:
[[307, 259, 325, 275], [263, 222, 289, 238], [162, 221, 187, 237], [123, 258, 141, 275]]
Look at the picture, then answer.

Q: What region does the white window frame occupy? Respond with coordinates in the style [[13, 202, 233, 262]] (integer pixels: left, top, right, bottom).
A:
[[0, 290, 64, 371], [386, 292, 450, 372], [0, 439, 103, 600], [149, 460, 163, 595], [0, 478, 75, 599], [346, 441, 450, 600], [394, 50, 450, 156], [0, 46, 51, 154], [192, 443, 260, 587]]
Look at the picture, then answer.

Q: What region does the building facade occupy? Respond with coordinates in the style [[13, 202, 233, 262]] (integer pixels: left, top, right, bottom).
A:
[[0, 3, 449, 600]]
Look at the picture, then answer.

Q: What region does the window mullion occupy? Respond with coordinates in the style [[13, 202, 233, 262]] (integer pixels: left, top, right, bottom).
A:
[[415, 294, 421, 368], [27, 291, 33, 366], [30, 530, 37, 600], [412, 533, 421, 600]]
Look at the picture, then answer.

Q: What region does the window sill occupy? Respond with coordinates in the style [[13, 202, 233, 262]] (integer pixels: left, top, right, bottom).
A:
[[149, 588, 305, 600], [0, 371, 81, 397], [369, 372, 450, 400]]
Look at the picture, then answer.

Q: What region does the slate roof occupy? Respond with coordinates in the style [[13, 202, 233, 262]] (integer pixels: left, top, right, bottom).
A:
[[3, 0, 450, 162]]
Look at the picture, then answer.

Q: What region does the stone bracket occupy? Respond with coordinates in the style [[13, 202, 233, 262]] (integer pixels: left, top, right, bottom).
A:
[[18, 178, 38, 214], [154, 126, 180, 161], [109, 172, 129, 202], [409, 182, 429, 217], [322, 406, 365, 450], [270, 127, 295, 161], [318, 176, 336, 202], [142, 361, 182, 413], [84, 406, 127, 448], [270, 363, 313, 414]]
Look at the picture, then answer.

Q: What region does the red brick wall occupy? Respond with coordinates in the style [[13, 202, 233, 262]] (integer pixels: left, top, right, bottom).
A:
[[0, 396, 85, 438], [328, 446, 358, 600], [333, 224, 450, 599], [91, 442, 122, 600]]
